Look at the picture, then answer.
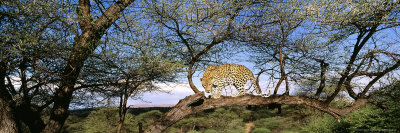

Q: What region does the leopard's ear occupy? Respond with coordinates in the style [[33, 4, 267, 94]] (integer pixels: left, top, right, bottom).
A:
[[208, 65, 216, 69]]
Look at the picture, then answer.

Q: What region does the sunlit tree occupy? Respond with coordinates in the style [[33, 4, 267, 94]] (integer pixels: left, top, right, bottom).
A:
[[1, 0, 137, 132]]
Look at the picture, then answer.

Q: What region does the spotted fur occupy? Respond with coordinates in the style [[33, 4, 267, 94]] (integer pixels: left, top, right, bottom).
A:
[[200, 64, 262, 99]]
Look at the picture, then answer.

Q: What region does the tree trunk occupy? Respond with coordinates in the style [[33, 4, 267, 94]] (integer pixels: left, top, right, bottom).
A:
[[138, 123, 143, 133], [0, 61, 18, 133], [41, 35, 91, 132], [0, 98, 18, 133], [187, 63, 200, 93], [116, 116, 125, 133], [16, 104, 45, 133], [116, 87, 130, 133], [273, 44, 288, 95]]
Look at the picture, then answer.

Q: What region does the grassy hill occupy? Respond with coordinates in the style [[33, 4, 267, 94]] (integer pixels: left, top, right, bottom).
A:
[[61, 101, 400, 133]]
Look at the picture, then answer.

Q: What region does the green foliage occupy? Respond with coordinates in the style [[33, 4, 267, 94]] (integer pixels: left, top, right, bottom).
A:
[[63, 108, 163, 133], [251, 108, 277, 119], [187, 130, 201, 133], [344, 105, 386, 131], [253, 117, 285, 130], [301, 103, 400, 133], [166, 128, 181, 133], [76, 108, 121, 133], [240, 109, 254, 122], [131, 110, 163, 130], [300, 114, 341, 133], [63, 115, 86, 133], [204, 129, 218, 133], [300, 81, 400, 133], [62, 100, 400, 133], [170, 107, 246, 133], [252, 128, 271, 133]]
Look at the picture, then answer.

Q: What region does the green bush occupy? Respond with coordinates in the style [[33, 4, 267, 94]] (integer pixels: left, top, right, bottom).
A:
[[187, 130, 201, 133], [166, 127, 181, 133], [63, 108, 163, 133], [301, 103, 400, 133], [300, 81, 400, 133], [204, 129, 218, 133], [170, 107, 245, 133], [252, 108, 276, 119], [253, 117, 285, 129], [341, 104, 400, 132], [63, 115, 86, 133], [300, 114, 340, 133], [130, 110, 163, 132], [80, 108, 121, 133], [252, 128, 271, 133]]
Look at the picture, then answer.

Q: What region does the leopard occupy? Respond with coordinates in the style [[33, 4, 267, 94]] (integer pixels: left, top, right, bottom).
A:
[[200, 64, 262, 99]]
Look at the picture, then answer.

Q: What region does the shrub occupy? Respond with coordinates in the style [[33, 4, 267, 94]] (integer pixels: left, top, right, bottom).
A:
[[187, 130, 201, 133], [252, 128, 271, 133], [63, 108, 163, 133], [171, 107, 245, 133], [300, 114, 340, 133], [204, 129, 218, 133], [80, 108, 121, 133], [130, 110, 163, 131], [253, 117, 285, 129]]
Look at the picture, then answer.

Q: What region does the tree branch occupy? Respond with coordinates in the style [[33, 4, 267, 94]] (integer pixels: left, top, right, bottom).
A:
[[325, 26, 378, 104], [5, 76, 17, 96], [314, 59, 328, 99], [360, 60, 400, 97], [93, 0, 135, 32], [78, 0, 92, 30]]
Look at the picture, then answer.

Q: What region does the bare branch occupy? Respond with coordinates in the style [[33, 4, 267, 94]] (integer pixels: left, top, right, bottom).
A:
[[78, 0, 92, 30], [5, 76, 17, 96], [360, 60, 400, 97], [93, 0, 136, 32], [314, 59, 329, 99], [325, 25, 378, 103]]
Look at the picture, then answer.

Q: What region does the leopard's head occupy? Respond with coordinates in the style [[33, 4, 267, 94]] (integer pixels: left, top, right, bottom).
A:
[[200, 77, 212, 93], [201, 65, 217, 93]]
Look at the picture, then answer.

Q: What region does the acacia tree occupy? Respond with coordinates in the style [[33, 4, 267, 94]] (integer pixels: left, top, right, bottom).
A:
[[0, 0, 138, 132], [84, 24, 184, 133], [144, 1, 400, 132], [78, 40, 183, 133], [1, 1, 73, 132], [144, 0, 279, 94]]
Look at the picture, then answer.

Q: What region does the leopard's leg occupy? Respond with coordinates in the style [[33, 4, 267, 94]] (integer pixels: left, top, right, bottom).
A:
[[211, 87, 220, 99], [238, 85, 245, 96], [216, 82, 223, 98], [231, 92, 238, 97], [233, 83, 244, 97], [211, 88, 217, 98], [212, 82, 222, 99], [231, 84, 238, 97]]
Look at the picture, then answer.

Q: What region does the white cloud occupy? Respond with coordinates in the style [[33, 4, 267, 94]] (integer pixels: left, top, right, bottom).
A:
[[128, 82, 195, 105]]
